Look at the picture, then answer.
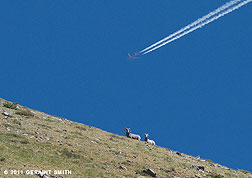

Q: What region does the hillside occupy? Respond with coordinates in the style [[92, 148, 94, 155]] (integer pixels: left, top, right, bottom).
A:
[[0, 98, 251, 178]]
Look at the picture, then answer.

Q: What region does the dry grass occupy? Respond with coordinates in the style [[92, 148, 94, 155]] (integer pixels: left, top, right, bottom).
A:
[[0, 98, 251, 178]]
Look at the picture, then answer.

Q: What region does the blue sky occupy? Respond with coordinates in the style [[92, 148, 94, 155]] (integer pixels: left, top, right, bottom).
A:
[[1, 0, 252, 171]]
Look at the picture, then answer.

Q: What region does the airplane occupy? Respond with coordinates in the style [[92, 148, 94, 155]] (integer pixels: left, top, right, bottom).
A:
[[128, 52, 140, 60]]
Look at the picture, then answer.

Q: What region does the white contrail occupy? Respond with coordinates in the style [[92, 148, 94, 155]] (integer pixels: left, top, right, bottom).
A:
[[142, 0, 251, 55], [140, 0, 242, 54]]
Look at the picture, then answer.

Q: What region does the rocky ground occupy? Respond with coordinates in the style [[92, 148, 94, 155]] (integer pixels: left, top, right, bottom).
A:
[[0, 98, 251, 178]]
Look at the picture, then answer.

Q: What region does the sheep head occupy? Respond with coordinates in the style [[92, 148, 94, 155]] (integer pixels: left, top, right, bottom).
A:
[[125, 128, 130, 132]]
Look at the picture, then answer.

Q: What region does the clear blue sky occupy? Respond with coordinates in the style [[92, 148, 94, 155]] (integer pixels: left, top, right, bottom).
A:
[[1, 0, 252, 171]]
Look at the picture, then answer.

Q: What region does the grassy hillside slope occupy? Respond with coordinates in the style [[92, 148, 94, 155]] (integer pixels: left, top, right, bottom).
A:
[[0, 98, 251, 178]]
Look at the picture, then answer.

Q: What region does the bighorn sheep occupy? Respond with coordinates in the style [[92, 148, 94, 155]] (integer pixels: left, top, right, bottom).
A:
[[124, 128, 141, 141], [144, 133, 155, 145]]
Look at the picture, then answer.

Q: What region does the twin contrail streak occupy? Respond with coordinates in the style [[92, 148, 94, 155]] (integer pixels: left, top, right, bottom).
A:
[[140, 0, 251, 55], [140, 0, 242, 54]]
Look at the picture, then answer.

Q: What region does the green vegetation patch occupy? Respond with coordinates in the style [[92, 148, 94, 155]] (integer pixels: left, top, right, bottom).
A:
[[211, 174, 224, 178], [44, 117, 55, 122], [61, 148, 81, 159], [110, 134, 125, 140], [3, 102, 17, 109], [12, 119, 22, 125], [35, 123, 52, 129], [71, 131, 83, 136], [164, 156, 173, 162], [3, 123, 14, 128], [4, 133, 24, 139]]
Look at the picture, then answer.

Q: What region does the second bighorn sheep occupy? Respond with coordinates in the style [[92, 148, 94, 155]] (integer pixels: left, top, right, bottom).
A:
[[144, 133, 155, 145], [124, 128, 141, 141]]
